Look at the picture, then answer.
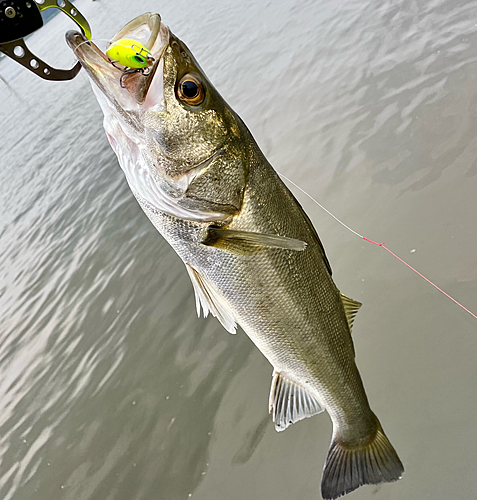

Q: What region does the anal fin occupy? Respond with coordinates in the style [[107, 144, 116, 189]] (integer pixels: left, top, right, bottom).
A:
[[185, 264, 237, 334], [269, 371, 324, 432]]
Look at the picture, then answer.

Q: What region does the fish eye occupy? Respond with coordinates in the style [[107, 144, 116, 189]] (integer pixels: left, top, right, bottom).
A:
[[177, 74, 205, 106], [182, 80, 198, 98]]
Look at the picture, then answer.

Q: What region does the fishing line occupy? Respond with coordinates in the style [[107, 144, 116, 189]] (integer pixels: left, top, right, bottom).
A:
[[73, 38, 113, 55], [279, 172, 477, 320]]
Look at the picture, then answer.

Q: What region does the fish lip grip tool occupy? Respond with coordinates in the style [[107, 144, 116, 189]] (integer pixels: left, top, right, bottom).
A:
[[0, 0, 91, 80]]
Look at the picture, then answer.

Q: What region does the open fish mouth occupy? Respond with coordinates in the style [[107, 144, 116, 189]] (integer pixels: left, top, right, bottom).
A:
[[66, 13, 169, 106]]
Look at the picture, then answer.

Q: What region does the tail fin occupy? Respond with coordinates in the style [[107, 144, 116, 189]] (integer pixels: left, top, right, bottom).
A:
[[321, 419, 404, 499]]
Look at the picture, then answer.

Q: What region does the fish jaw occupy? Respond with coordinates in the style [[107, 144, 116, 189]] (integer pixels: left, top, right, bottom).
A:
[[66, 13, 169, 110]]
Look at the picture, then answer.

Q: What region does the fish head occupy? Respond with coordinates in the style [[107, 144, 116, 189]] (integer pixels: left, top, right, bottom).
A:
[[67, 13, 248, 222]]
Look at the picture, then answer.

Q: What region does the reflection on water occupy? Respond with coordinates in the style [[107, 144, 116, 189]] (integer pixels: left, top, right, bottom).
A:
[[0, 1, 475, 499]]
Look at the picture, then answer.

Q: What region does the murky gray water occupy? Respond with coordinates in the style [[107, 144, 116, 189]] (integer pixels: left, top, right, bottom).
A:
[[0, 0, 476, 499]]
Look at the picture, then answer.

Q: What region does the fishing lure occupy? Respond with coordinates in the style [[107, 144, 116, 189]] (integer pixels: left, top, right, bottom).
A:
[[106, 38, 155, 87]]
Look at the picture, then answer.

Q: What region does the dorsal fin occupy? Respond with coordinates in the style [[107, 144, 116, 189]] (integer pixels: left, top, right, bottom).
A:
[[340, 293, 362, 332], [185, 264, 237, 334], [269, 371, 324, 432]]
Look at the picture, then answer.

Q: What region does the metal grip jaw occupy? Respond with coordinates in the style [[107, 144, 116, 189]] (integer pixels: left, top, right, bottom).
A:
[[0, 0, 91, 81]]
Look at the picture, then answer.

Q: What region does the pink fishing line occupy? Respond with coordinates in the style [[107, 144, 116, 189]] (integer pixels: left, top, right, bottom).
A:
[[363, 238, 477, 320], [279, 173, 477, 320]]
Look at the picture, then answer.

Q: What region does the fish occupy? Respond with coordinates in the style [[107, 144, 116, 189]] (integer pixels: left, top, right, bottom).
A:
[[66, 13, 404, 499]]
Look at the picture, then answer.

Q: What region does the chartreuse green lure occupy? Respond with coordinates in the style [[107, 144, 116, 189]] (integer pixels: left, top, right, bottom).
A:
[[106, 38, 154, 70]]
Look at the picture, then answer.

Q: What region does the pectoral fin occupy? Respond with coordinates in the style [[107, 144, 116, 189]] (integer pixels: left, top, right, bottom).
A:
[[340, 293, 362, 332], [185, 264, 237, 334], [202, 226, 307, 253], [269, 371, 324, 432]]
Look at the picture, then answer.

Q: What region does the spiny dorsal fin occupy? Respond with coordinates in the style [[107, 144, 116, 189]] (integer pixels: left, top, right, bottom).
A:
[[269, 371, 324, 432], [202, 227, 307, 253], [185, 264, 237, 334], [340, 293, 362, 332]]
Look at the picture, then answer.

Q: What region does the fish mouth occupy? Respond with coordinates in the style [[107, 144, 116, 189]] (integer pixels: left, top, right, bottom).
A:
[[66, 13, 169, 106]]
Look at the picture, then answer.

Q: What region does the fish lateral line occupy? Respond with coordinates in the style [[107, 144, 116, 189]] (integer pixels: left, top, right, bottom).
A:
[[279, 172, 477, 321]]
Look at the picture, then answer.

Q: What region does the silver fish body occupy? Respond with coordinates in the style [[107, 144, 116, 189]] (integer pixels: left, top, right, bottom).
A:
[[67, 13, 403, 499], [140, 146, 368, 429]]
